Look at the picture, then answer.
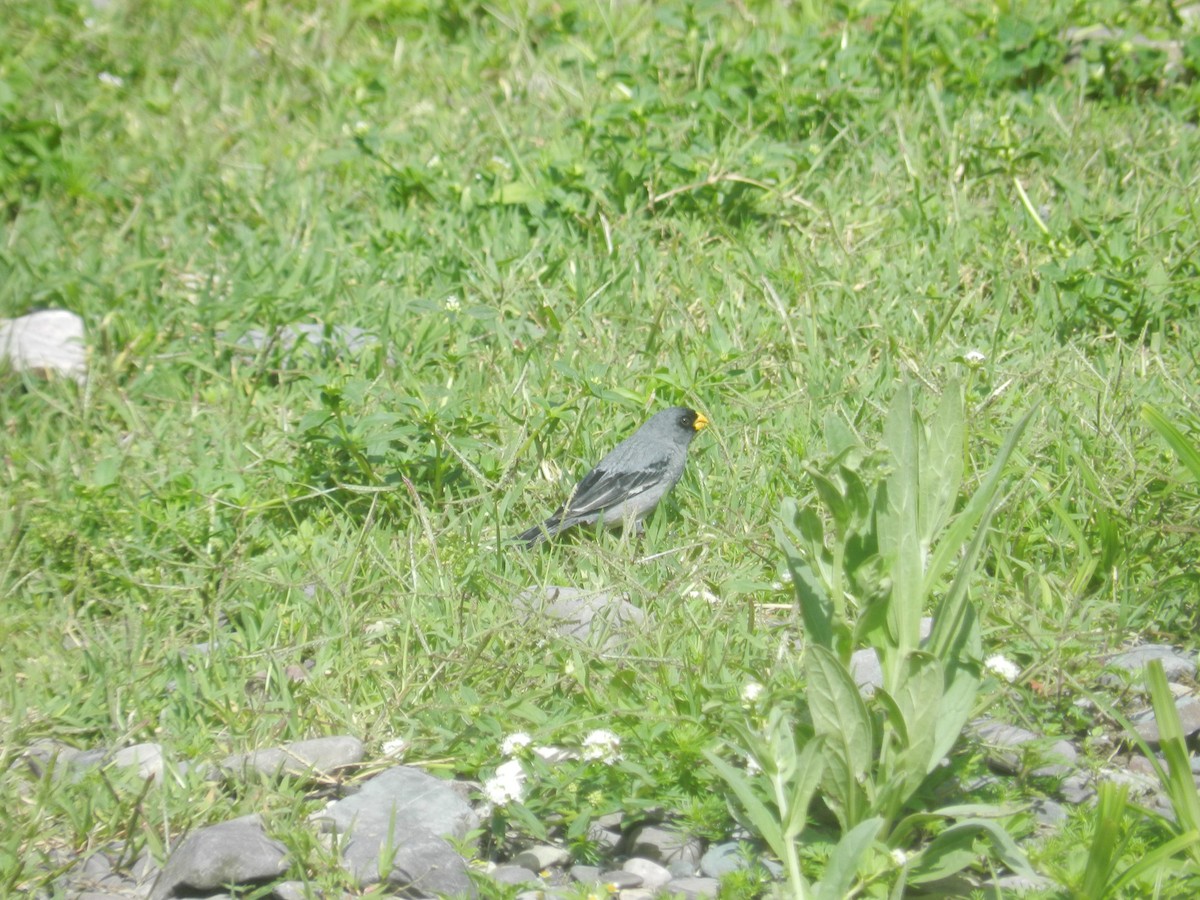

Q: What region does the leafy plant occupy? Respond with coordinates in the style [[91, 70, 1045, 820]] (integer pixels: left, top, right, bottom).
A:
[[711, 384, 1037, 893]]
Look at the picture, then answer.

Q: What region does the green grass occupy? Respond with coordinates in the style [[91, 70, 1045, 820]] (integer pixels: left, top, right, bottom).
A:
[[3, 0, 1200, 895]]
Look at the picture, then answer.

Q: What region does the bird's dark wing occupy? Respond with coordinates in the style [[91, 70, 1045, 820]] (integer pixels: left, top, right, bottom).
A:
[[561, 456, 670, 520]]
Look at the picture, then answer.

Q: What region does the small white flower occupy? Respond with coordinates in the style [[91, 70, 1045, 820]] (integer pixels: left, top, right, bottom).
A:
[[380, 737, 408, 759], [745, 754, 762, 776], [891, 848, 908, 866], [582, 729, 621, 763], [741, 682, 764, 707], [985, 654, 1021, 683], [963, 349, 987, 366], [443, 295, 461, 312], [482, 758, 526, 805], [501, 732, 532, 757], [98, 72, 124, 87]]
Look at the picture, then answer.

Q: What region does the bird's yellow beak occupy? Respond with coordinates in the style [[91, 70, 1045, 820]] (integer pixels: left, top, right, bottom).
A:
[[694, 412, 710, 431]]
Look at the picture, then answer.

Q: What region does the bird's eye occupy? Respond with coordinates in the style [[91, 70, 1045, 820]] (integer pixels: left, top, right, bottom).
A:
[[680, 413, 692, 428]]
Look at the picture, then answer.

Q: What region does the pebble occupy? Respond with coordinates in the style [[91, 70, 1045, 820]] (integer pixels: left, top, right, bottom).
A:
[[513, 843, 571, 871], [489, 864, 542, 885], [1132, 695, 1200, 744], [220, 735, 365, 780], [513, 586, 647, 651], [1103, 644, 1197, 681], [662, 875, 720, 898], [149, 814, 288, 900], [599, 869, 643, 889], [0, 309, 87, 381], [626, 823, 703, 868], [622, 857, 672, 891]]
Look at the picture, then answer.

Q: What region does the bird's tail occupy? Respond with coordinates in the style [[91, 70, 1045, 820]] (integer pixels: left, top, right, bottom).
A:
[[514, 512, 564, 547]]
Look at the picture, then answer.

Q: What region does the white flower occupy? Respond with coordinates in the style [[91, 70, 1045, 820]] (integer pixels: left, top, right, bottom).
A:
[[582, 729, 621, 763], [745, 754, 762, 776], [482, 759, 526, 805], [380, 737, 408, 759], [985, 654, 1021, 683], [98, 72, 124, 88], [891, 848, 908, 866], [741, 682, 764, 707], [443, 295, 461, 312], [501, 732, 532, 756], [963, 349, 987, 367]]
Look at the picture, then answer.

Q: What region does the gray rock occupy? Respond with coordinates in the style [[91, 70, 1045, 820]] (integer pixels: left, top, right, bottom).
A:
[[622, 857, 672, 891], [626, 824, 703, 868], [513, 844, 572, 871], [313, 766, 478, 895], [569, 864, 603, 885], [849, 618, 934, 696], [341, 821, 474, 896], [272, 881, 314, 900], [149, 814, 288, 900], [313, 765, 478, 842], [849, 649, 884, 695], [1104, 645, 1197, 681], [221, 736, 365, 780], [489, 864, 541, 886], [1133, 696, 1200, 744], [663, 876, 720, 898], [618, 891, 656, 900], [226, 323, 391, 364], [599, 869, 643, 889], [1031, 798, 1068, 828], [514, 586, 647, 651], [0, 309, 87, 382], [586, 821, 621, 852], [970, 719, 1077, 777], [112, 743, 166, 781], [1059, 772, 1096, 805], [700, 842, 750, 878]]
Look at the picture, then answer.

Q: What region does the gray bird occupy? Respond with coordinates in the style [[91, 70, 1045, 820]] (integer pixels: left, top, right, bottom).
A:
[[516, 406, 709, 546]]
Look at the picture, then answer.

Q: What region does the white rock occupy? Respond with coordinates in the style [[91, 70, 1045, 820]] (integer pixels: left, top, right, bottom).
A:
[[0, 310, 86, 382]]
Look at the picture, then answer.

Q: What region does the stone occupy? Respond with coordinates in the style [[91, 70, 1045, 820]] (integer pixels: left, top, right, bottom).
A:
[[341, 821, 474, 896], [272, 881, 313, 900], [1133, 696, 1200, 745], [569, 864, 603, 885], [700, 841, 752, 878], [312, 765, 478, 842], [663, 875, 720, 898], [112, 743, 166, 781], [586, 821, 621, 852], [622, 857, 672, 891], [970, 719, 1077, 777], [489, 864, 541, 886], [513, 844, 572, 871], [0, 309, 86, 382], [1059, 772, 1096, 805], [1104, 645, 1196, 682], [626, 824, 702, 868], [225, 323, 391, 365], [221, 736, 365, 780], [598, 869, 643, 889], [1030, 798, 1068, 828], [149, 814, 288, 900], [513, 586, 647, 652], [312, 766, 478, 895]]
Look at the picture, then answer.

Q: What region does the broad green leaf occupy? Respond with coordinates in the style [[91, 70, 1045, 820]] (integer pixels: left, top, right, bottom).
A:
[[777, 506, 835, 650], [908, 819, 1035, 885], [919, 383, 964, 548], [893, 652, 943, 782], [782, 737, 830, 840], [806, 645, 873, 828], [878, 385, 923, 666], [813, 816, 885, 900]]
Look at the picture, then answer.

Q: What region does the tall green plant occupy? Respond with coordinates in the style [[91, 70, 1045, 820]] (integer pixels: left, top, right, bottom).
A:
[[713, 384, 1037, 892]]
